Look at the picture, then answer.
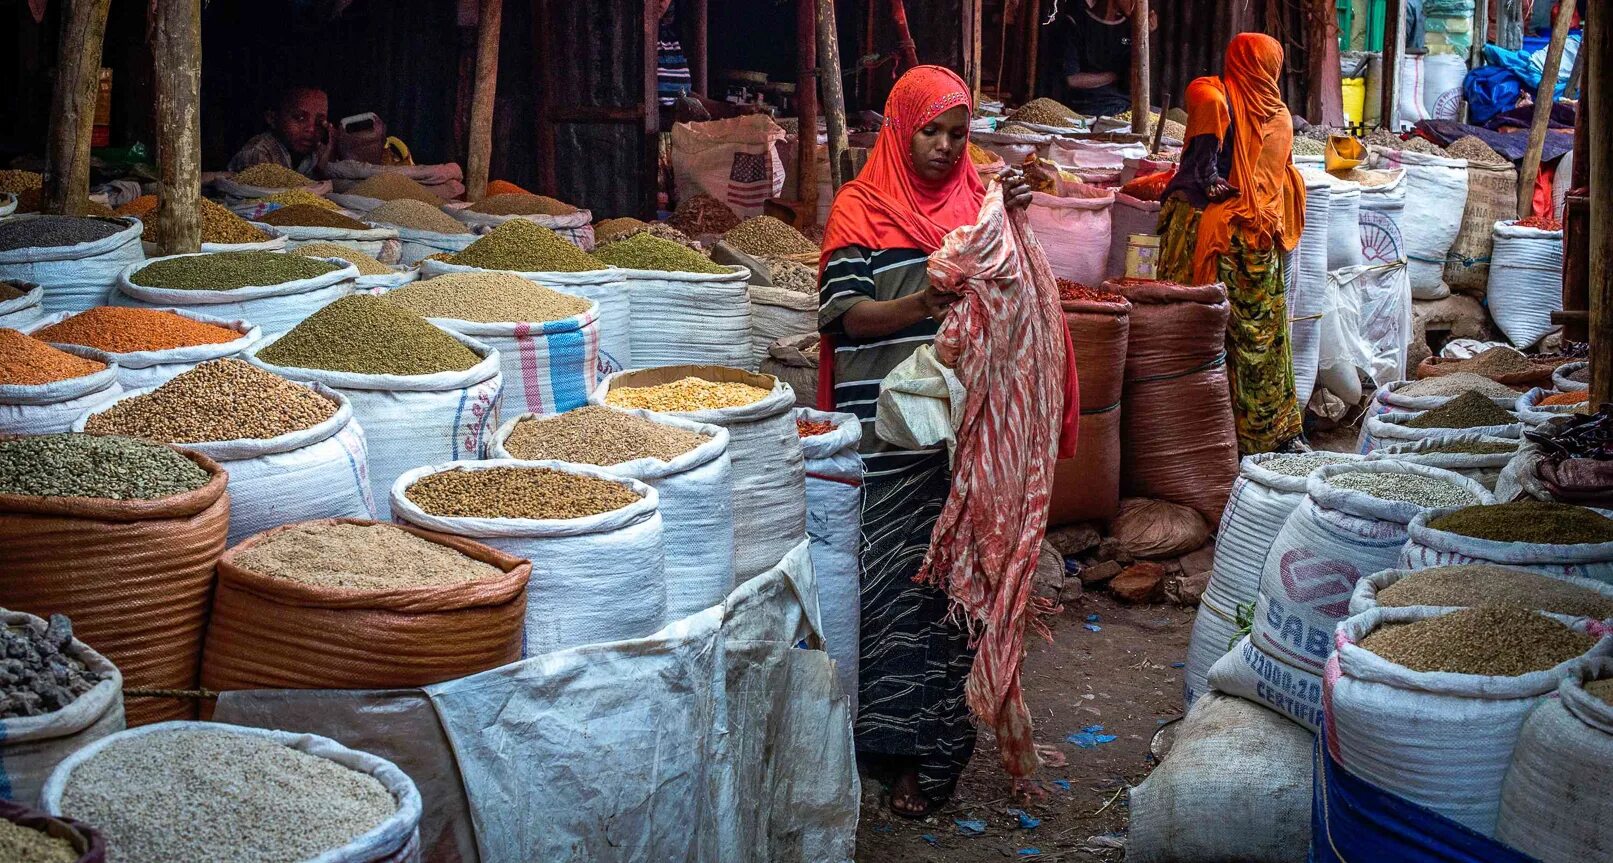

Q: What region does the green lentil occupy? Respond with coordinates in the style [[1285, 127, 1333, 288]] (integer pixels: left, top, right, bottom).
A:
[[1416, 440, 1520, 455], [591, 233, 730, 274], [405, 466, 642, 520], [1259, 452, 1355, 477], [1585, 678, 1613, 705], [258, 295, 480, 375], [502, 406, 711, 465], [130, 251, 341, 291], [365, 199, 470, 234], [383, 273, 591, 323], [1360, 607, 1595, 676], [258, 205, 368, 230], [1428, 501, 1613, 545], [0, 434, 210, 500], [0, 819, 76, 863], [1376, 564, 1613, 618], [83, 359, 339, 443], [0, 217, 123, 252], [294, 242, 393, 276], [1403, 390, 1517, 429], [1327, 471, 1478, 507], [448, 219, 605, 272]]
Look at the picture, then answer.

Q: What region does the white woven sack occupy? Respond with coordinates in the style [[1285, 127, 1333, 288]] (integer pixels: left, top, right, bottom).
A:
[[748, 286, 815, 372], [1290, 174, 1332, 406], [970, 129, 1047, 166], [0, 282, 45, 329], [142, 224, 290, 257], [384, 226, 478, 267], [1026, 187, 1114, 287], [1106, 193, 1161, 280], [1359, 408, 1522, 454], [1496, 660, 1613, 863], [1047, 137, 1145, 171], [1325, 606, 1612, 836], [615, 266, 752, 370], [1356, 169, 1407, 266], [1207, 634, 1327, 731], [1127, 693, 1313, 863], [1400, 506, 1613, 585], [75, 381, 375, 545], [0, 345, 121, 435], [247, 328, 503, 512], [1312, 170, 1364, 270], [42, 720, 423, 863], [488, 409, 735, 621], [391, 460, 668, 654], [0, 193, 14, 217], [112, 254, 358, 335], [1253, 461, 1492, 673], [1183, 601, 1242, 707], [1394, 54, 1429, 129], [420, 259, 631, 377], [1365, 434, 1518, 490], [276, 223, 402, 263], [1362, 379, 1519, 426], [1422, 53, 1469, 119], [795, 407, 863, 715], [670, 115, 787, 219], [450, 207, 595, 251], [1349, 566, 1613, 617], [1489, 221, 1565, 348], [1554, 361, 1588, 393], [0, 216, 144, 313], [1368, 148, 1468, 297], [593, 368, 805, 580], [0, 610, 124, 808], [417, 300, 599, 418], [26, 308, 262, 390], [1515, 387, 1586, 429], [354, 268, 419, 294], [215, 177, 333, 206]]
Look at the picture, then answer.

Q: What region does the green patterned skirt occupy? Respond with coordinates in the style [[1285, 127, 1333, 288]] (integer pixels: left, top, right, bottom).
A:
[[1156, 197, 1202, 284], [1218, 233, 1303, 453]]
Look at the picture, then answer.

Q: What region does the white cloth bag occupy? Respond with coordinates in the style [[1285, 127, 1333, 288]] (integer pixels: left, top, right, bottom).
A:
[[1488, 220, 1565, 348], [670, 116, 788, 219], [1369, 148, 1469, 298], [1365, 434, 1519, 490], [412, 298, 600, 418], [614, 265, 752, 370], [385, 226, 478, 267], [26, 308, 263, 390], [1400, 506, 1613, 585], [1349, 566, 1613, 616], [1356, 169, 1408, 266], [0, 282, 46, 329], [275, 223, 402, 264], [140, 223, 290, 257], [0, 345, 122, 436], [391, 459, 668, 654], [1314, 171, 1364, 270], [1332, 262, 1414, 389], [0, 216, 144, 313], [1358, 409, 1522, 454], [1496, 660, 1613, 863], [1554, 361, 1588, 393], [874, 344, 965, 454], [1290, 173, 1332, 406], [489, 409, 736, 621], [795, 407, 863, 716], [247, 328, 503, 512], [113, 254, 359, 335], [75, 381, 376, 545], [1026, 186, 1114, 287], [1362, 379, 1518, 425]]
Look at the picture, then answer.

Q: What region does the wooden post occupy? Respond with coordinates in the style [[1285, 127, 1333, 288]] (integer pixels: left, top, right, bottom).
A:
[[1588, 1, 1613, 405], [1307, 0, 1345, 125], [1024, 0, 1042, 103], [1381, 0, 1402, 130], [1130, 0, 1150, 134], [465, 0, 503, 202], [1471, 0, 1489, 68], [44, 0, 112, 215], [797, 0, 820, 223], [1517, 0, 1575, 216], [891, 0, 919, 70], [690, 0, 708, 96], [153, 0, 201, 254], [817, 0, 851, 190]]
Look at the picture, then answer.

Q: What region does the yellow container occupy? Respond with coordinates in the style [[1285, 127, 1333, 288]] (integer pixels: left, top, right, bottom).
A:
[[1342, 77, 1366, 126]]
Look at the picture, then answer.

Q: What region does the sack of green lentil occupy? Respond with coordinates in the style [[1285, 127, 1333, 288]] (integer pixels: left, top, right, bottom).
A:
[[0, 216, 145, 314], [277, 223, 402, 264], [112, 252, 360, 335], [1553, 361, 1588, 393], [0, 344, 123, 436], [0, 280, 45, 329], [1400, 502, 1613, 584], [202, 519, 529, 692], [0, 798, 106, 863], [1496, 660, 1613, 863], [421, 259, 631, 376], [1183, 452, 1363, 707], [450, 206, 595, 251], [595, 367, 807, 580], [42, 721, 423, 863], [794, 407, 864, 714], [1348, 565, 1613, 617], [1515, 387, 1588, 429], [1359, 407, 1522, 454], [391, 460, 669, 653], [1324, 606, 1612, 836], [0, 610, 125, 808], [0, 442, 229, 725], [489, 407, 735, 620], [613, 264, 754, 370], [26, 308, 263, 390], [1364, 434, 1519, 490]]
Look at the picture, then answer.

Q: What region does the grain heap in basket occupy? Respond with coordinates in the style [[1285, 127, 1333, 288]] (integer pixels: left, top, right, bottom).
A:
[[1370, 565, 1613, 618], [448, 220, 605, 272], [236, 521, 501, 588], [0, 433, 212, 501], [405, 465, 642, 520], [1361, 605, 1595, 677]]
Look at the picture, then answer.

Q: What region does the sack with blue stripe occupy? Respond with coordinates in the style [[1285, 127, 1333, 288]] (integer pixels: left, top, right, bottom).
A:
[[417, 297, 600, 419]]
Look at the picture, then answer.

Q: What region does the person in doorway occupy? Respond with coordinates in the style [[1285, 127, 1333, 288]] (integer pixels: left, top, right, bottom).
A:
[[1158, 32, 1306, 454], [1058, 0, 1157, 117], [815, 65, 1034, 819], [227, 84, 334, 177]]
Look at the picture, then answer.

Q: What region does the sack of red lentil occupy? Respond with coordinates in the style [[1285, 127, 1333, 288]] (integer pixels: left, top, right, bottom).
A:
[[421, 259, 631, 377], [1515, 387, 1587, 429], [0, 280, 45, 329], [611, 265, 754, 370], [794, 407, 863, 714], [25, 309, 263, 391], [1488, 220, 1565, 349], [1365, 434, 1519, 490], [450, 206, 595, 252], [0, 610, 125, 807], [1359, 408, 1522, 453], [489, 408, 735, 620], [1399, 502, 1613, 584], [112, 253, 360, 335], [1325, 606, 1612, 836], [391, 460, 669, 654], [1, 342, 123, 436], [1496, 659, 1613, 863], [594, 366, 806, 581], [1027, 183, 1113, 288], [202, 519, 530, 692], [1553, 361, 1588, 393], [0, 216, 145, 314], [1349, 565, 1613, 617]]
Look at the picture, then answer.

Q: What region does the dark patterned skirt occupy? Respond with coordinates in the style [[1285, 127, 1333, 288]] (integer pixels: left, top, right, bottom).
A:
[[854, 454, 977, 799]]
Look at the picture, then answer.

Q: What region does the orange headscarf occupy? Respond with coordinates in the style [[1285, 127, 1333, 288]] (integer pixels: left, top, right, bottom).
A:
[[1191, 33, 1306, 284]]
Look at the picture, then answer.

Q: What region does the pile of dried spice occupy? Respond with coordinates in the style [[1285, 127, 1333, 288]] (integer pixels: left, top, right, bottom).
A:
[[0, 329, 106, 385], [34, 307, 240, 353], [233, 163, 315, 188], [1428, 501, 1613, 545], [1360, 607, 1596, 676], [383, 272, 591, 323], [258, 295, 481, 376], [130, 251, 342, 291], [0, 816, 76, 863], [235, 522, 502, 589], [501, 406, 710, 465], [448, 219, 606, 272], [404, 465, 643, 520], [486, 180, 529, 197], [1006, 98, 1082, 127], [1056, 279, 1124, 303], [0, 434, 211, 500], [294, 242, 393, 276], [723, 216, 818, 257], [262, 189, 341, 211], [667, 194, 740, 235], [467, 193, 578, 216], [1434, 346, 1535, 377], [1516, 215, 1562, 231], [0, 216, 123, 253], [605, 377, 771, 412], [1445, 136, 1509, 166], [1403, 390, 1517, 429], [592, 233, 730, 274], [594, 217, 648, 243], [796, 418, 834, 437], [83, 359, 338, 443], [1539, 391, 1590, 407], [346, 174, 440, 203], [365, 199, 470, 234], [1376, 564, 1613, 619], [968, 142, 997, 165], [1398, 373, 1522, 398], [259, 205, 369, 230], [119, 196, 270, 245]]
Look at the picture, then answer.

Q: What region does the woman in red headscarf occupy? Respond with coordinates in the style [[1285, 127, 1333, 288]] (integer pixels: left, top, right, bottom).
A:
[[1158, 32, 1306, 453], [816, 65, 1033, 817]]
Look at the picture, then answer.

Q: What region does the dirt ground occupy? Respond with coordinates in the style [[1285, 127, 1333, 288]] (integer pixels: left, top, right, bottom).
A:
[[853, 593, 1195, 862]]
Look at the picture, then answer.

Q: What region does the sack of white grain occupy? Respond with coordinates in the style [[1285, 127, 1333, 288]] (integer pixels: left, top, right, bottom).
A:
[[1368, 147, 1468, 298], [25, 309, 262, 390], [794, 407, 863, 715], [1398, 501, 1613, 584], [1289, 172, 1332, 406], [1487, 220, 1565, 349], [0, 216, 144, 314], [1365, 434, 1518, 490], [1314, 170, 1364, 270], [1496, 660, 1613, 863], [0, 344, 122, 436]]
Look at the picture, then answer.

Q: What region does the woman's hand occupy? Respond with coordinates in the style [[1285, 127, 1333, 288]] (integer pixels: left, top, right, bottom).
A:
[[916, 283, 959, 323], [1206, 178, 1240, 203], [1000, 166, 1035, 211]]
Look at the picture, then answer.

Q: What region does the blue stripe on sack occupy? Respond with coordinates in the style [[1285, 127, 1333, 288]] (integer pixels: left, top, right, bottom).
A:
[[0, 721, 10, 801], [546, 326, 590, 412], [450, 390, 469, 459]]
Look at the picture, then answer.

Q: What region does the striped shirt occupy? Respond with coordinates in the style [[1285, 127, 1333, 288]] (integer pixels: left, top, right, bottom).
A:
[[818, 245, 945, 475]]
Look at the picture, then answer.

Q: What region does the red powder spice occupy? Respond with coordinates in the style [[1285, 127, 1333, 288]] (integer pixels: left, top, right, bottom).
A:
[[1516, 215, 1562, 231], [796, 419, 835, 438], [0, 328, 106, 385], [1056, 279, 1124, 303], [35, 307, 240, 354], [1539, 391, 1589, 407]]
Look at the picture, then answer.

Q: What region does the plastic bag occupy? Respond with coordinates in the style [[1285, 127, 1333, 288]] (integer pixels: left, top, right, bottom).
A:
[[874, 343, 965, 453]]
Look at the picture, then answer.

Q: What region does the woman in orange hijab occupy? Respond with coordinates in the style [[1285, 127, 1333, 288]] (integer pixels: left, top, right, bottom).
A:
[[1158, 32, 1306, 453]]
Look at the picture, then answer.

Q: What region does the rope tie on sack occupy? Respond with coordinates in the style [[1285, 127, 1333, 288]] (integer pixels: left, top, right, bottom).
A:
[[1079, 399, 1123, 417], [124, 687, 219, 701], [1127, 351, 1228, 386]]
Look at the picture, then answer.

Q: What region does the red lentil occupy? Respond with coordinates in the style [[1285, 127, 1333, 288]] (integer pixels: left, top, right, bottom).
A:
[[1540, 391, 1589, 407], [1057, 279, 1124, 303], [0, 328, 107, 385], [36, 307, 241, 354], [1516, 215, 1562, 231]]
